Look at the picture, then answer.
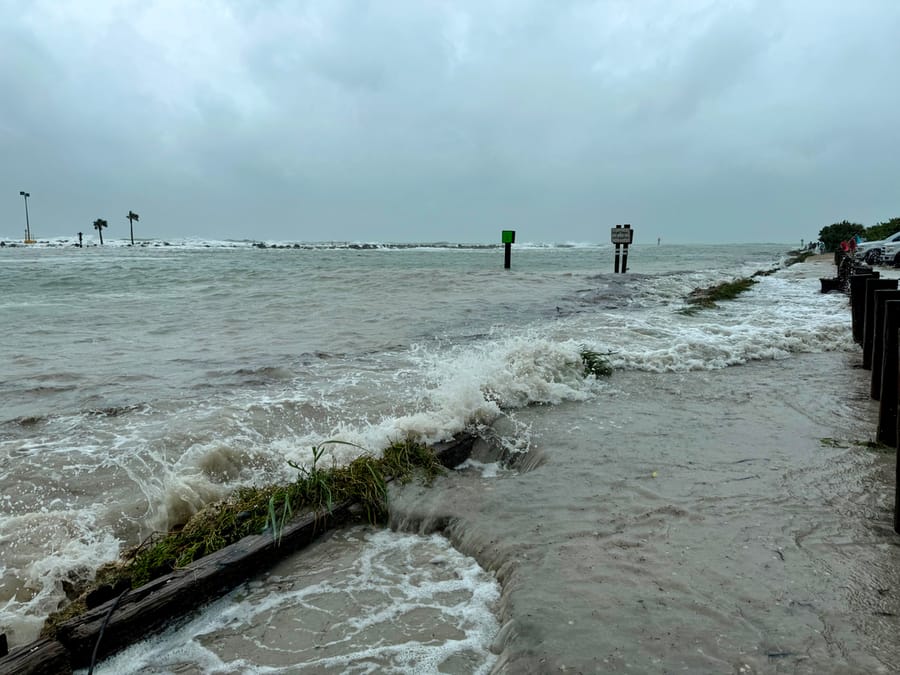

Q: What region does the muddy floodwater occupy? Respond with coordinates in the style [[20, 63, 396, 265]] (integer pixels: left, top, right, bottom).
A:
[[4, 244, 899, 673], [86, 352, 900, 674], [390, 353, 900, 673]]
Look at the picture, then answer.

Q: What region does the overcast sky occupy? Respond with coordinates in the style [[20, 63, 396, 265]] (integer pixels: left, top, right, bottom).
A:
[[2, 0, 899, 244]]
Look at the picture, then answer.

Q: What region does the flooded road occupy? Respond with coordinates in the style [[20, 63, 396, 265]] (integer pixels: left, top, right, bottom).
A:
[[390, 353, 900, 673], [83, 351, 900, 674]]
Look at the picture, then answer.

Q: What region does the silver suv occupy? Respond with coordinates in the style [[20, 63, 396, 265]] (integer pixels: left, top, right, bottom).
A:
[[881, 240, 900, 266]]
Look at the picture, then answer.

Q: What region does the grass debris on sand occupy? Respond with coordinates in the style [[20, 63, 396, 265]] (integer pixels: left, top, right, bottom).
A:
[[42, 439, 445, 634]]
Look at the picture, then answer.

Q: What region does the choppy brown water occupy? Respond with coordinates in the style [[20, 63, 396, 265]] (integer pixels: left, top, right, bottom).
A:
[[8, 247, 894, 674], [389, 352, 900, 673], [81, 337, 900, 674], [87, 349, 899, 675], [6, 243, 816, 651]]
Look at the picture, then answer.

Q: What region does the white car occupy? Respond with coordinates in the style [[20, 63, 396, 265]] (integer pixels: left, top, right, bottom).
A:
[[881, 240, 900, 267], [855, 231, 900, 264]]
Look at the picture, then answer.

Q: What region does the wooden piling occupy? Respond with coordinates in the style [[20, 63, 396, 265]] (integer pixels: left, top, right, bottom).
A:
[[871, 290, 900, 400], [878, 301, 900, 447], [895, 394, 900, 532], [896, 465, 900, 533], [850, 271, 879, 344], [894, 382, 900, 532], [863, 278, 898, 369]]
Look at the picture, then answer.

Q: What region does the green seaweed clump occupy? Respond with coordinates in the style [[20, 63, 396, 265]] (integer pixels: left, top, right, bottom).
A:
[[580, 348, 613, 377], [752, 268, 778, 278], [785, 250, 814, 266], [681, 277, 757, 313]]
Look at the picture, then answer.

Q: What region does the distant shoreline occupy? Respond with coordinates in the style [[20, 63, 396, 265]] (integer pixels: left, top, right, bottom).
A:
[[0, 238, 805, 251]]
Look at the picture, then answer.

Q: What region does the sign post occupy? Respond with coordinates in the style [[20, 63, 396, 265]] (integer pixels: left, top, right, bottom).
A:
[[127, 211, 140, 246], [502, 230, 515, 269], [611, 224, 633, 273]]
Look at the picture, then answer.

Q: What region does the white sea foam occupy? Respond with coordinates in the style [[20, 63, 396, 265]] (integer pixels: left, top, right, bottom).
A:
[[104, 336, 594, 504], [0, 510, 120, 645], [457, 458, 502, 478], [300, 335, 596, 462], [572, 274, 853, 373], [82, 529, 500, 674]]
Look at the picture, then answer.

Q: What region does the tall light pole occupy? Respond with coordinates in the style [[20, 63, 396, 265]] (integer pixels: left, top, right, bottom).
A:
[[19, 191, 34, 243]]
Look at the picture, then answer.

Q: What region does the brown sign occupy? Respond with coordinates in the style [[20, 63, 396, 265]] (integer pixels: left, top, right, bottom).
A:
[[611, 226, 633, 244]]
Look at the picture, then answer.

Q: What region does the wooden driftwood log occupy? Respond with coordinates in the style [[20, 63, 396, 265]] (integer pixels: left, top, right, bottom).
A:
[[0, 638, 71, 675], [0, 434, 476, 674]]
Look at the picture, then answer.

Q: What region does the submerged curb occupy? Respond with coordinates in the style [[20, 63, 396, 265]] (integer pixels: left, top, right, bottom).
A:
[[0, 434, 476, 675]]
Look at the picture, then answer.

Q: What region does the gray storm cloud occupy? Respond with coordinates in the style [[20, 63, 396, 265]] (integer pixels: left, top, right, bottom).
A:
[[2, 0, 899, 243]]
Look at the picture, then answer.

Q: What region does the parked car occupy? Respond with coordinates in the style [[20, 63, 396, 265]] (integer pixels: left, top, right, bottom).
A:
[[855, 231, 900, 264], [881, 240, 900, 266]]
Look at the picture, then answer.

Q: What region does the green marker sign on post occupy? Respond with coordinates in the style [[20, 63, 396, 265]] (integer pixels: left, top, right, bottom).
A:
[[502, 230, 516, 268]]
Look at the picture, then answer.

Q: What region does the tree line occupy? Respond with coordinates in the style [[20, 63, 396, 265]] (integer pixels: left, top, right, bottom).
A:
[[819, 217, 900, 252]]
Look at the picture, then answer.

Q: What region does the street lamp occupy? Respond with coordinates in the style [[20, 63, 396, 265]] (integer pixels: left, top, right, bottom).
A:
[[19, 191, 34, 243]]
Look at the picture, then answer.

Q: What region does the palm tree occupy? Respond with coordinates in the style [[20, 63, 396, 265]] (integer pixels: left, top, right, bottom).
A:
[[127, 211, 140, 245], [93, 219, 108, 245]]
